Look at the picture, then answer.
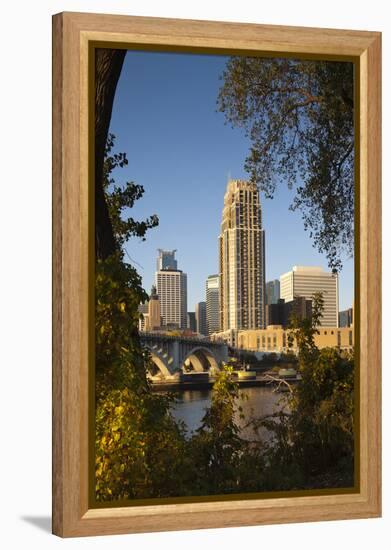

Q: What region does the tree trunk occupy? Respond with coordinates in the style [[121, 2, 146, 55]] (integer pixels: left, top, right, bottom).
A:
[[95, 48, 126, 260]]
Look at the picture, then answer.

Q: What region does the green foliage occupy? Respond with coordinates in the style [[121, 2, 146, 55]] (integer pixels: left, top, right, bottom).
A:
[[238, 349, 258, 364], [287, 291, 325, 363], [95, 135, 191, 501], [95, 252, 149, 396], [190, 366, 243, 493], [103, 133, 159, 248], [291, 347, 354, 476], [95, 135, 354, 500], [217, 58, 354, 271], [95, 133, 160, 397], [95, 386, 192, 501], [189, 366, 266, 495], [261, 293, 355, 488]]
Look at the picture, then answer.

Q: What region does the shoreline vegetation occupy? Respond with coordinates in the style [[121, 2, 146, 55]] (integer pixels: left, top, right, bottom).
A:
[[96, 253, 354, 501], [94, 53, 355, 502], [95, 138, 354, 501]]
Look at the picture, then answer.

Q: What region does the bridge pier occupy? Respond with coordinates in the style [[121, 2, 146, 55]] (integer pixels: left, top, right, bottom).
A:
[[140, 333, 228, 379], [172, 339, 180, 371]]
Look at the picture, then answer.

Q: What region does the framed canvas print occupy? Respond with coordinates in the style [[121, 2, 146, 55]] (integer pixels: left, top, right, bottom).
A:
[[52, 12, 381, 537]]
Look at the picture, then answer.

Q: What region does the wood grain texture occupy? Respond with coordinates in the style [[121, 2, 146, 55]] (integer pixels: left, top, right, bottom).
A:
[[52, 11, 63, 537], [64, 11, 379, 56], [52, 12, 382, 538], [361, 34, 382, 513]]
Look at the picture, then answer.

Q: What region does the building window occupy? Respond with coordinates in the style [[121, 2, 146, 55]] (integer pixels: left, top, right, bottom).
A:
[[349, 330, 353, 346]]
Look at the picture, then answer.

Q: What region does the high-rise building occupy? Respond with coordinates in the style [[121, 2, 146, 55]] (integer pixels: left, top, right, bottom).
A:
[[265, 297, 312, 327], [138, 301, 149, 332], [195, 301, 207, 336], [280, 266, 339, 327], [339, 307, 354, 327], [146, 285, 161, 331], [187, 312, 196, 332], [283, 296, 312, 327], [206, 274, 220, 335], [155, 250, 187, 329], [266, 279, 280, 305], [138, 286, 162, 332], [156, 249, 178, 271], [265, 299, 285, 327], [219, 179, 266, 330]]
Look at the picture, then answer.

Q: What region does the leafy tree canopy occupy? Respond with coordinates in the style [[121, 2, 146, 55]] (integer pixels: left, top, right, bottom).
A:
[[260, 292, 355, 488], [94, 129, 355, 500], [96, 134, 159, 395], [95, 135, 189, 501], [217, 57, 354, 270], [103, 133, 159, 250]]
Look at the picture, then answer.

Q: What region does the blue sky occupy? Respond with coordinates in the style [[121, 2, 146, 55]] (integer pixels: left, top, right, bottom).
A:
[[109, 50, 354, 312]]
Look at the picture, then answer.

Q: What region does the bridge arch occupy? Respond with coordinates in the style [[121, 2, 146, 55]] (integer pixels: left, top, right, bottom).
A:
[[182, 346, 220, 374], [143, 347, 171, 378]]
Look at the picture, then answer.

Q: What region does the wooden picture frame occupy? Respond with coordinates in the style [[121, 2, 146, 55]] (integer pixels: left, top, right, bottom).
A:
[[52, 11, 381, 537]]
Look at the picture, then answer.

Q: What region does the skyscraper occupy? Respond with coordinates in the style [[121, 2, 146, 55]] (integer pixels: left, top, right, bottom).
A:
[[138, 301, 149, 332], [219, 179, 266, 330], [156, 249, 178, 271], [195, 301, 207, 336], [339, 307, 354, 327], [266, 279, 280, 305], [138, 286, 161, 332], [266, 296, 312, 327], [280, 266, 339, 327], [206, 274, 220, 335], [155, 250, 187, 329], [187, 312, 197, 332], [146, 285, 161, 331]]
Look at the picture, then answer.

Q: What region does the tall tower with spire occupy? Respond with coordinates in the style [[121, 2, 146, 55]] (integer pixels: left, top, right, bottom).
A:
[[219, 179, 266, 330]]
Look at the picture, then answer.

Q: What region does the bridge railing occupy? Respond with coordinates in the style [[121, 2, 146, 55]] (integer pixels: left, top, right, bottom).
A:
[[140, 331, 225, 347]]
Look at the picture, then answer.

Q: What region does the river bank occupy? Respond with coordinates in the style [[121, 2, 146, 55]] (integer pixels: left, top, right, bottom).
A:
[[168, 385, 288, 441]]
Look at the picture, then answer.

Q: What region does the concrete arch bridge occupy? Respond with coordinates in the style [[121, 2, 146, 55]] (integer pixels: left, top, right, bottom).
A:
[[140, 332, 228, 380]]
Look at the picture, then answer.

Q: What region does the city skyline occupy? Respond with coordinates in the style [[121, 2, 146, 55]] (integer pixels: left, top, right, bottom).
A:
[[93, 45, 358, 502], [109, 50, 354, 312]]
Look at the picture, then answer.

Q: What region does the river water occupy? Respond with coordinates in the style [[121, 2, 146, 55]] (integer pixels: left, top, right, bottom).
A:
[[171, 386, 288, 441]]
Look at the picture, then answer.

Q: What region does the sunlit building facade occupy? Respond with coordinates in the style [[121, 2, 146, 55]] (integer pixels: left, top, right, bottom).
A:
[[155, 251, 187, 329], [195, 301, 207, 336], [280, 266, 339, 327], [206, 274, 220, 335], [219, 179, 266, 331], [266, 279, 280, 305], [237, 325, 354, 354]]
